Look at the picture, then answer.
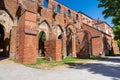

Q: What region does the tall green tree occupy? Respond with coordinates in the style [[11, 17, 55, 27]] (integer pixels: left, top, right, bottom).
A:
[[98, 0, 120, 50], [98, 0, 120, 25], [98, 0, 120, 37], [113, 25, 120, 40]]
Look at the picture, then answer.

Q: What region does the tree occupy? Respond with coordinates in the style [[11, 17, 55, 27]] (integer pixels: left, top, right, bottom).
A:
[[113, 25, 120, 40], [98, 0, 120, 49], [98, 0, 120, 38], [98, 0, 120, 25]]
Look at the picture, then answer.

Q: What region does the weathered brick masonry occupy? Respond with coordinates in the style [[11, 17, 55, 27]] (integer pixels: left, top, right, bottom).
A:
[[0, 0, 119, 64]]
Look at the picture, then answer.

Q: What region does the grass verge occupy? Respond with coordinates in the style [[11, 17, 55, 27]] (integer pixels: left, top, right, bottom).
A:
[[26, 57, 94, 69]]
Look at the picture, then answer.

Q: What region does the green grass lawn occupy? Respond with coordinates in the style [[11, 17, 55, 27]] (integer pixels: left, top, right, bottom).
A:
[[26, 57, 95, 69]]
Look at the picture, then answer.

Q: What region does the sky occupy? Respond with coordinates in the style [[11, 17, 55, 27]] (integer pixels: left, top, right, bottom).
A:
[[56, 0, 114, 27]]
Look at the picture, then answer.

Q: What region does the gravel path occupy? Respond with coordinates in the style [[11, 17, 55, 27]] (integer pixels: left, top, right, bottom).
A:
[[0, 57, 120, 80]]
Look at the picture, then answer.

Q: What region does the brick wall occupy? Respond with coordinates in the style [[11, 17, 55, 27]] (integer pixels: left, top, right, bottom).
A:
[[82, 24, 104, 56], [18, 11, 37, 64], [76, 31, 91, 58], [45, 39, 62, 61], [92, 37, 103, 56], [112, 40, 120, 55]]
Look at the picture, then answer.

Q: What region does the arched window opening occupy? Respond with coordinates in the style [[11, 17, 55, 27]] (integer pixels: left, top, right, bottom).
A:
[[44, 0, 49, 8], [67, 10, 71, 17], [96, 26, 99, 30], [58, 34, 62, 39], [56, 5, 61, 13], [76, 14, 79, 20]]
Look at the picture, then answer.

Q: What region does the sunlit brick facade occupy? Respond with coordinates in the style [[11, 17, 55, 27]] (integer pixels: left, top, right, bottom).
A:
[[0, 0, 119, 64]]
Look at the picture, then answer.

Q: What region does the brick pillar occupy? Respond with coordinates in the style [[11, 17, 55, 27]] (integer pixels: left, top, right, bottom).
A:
[[72, 34, 76, 57], [62, 32, 67, 58], [36, 30, 39, 57], [18, 11, 37, 64], [45, 39, 62, 61], [101, 35, 105, 57], [112, 40, 119, 55], [10, 27, 18, 59]]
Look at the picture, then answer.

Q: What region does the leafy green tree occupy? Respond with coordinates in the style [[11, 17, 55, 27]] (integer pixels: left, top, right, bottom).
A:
[[113, 25, 120, 49], [117, 39, 120, 50], [98, 0, 120, 49], [113, 25, 120, 40], [98, 0, 120, 38], [98, 0, 120, 25]]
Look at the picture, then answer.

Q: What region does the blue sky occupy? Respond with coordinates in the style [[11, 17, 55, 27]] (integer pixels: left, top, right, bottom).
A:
[[56, 0, 113, 27]]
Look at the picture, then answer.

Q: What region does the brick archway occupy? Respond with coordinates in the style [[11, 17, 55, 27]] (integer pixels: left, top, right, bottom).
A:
[[0, 10, 13, 33], [38, 20, 51, 57], [55, 25, 64, 39], [65, 24, 76, 57], [38, 20, 51, 41], [0, 10, 13, 58], [54, 25, 64, 58]]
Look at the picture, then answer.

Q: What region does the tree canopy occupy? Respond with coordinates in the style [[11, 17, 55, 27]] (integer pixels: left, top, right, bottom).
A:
[[113, 25, 120, 40], [98, 0, 120, 49], [98, 0, 120, 25]]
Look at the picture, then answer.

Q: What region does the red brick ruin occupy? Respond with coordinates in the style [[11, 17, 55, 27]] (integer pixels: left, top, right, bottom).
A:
[[0, 0, 119, 64]]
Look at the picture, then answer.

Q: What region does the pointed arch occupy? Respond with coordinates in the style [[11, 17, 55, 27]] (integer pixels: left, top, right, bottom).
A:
[[76, 14, 79, 20], [56, 5, 61, 13], [55, 24, 64, 39], [0, 10, 13, 33], [66, 23, 76, 34], [38, 20, 51, 40], [0, 10, 14, 58], [65, 23, 77, 57], [56, 24, 64, 32], [39, 20, 51, 30], [67, 10, 71, 17]]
